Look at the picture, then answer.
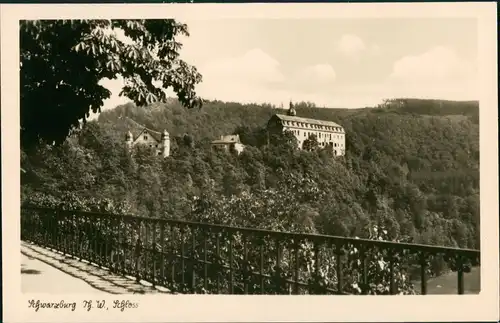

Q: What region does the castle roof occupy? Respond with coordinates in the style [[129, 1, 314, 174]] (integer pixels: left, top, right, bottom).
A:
[[122, 117, 167, 142], [132, 128, 163, 142], [273, 114, 343, 129], [211, 134, 242, 144]]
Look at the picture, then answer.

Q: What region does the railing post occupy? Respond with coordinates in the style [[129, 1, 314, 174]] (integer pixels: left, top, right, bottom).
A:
[[361, 246, 369, 295], [311, 240, 324, 295], [134, 220, 142, 282], [159, 222, 165, 285], [144, 221, 150, 282], [181, 226, 186, 289], [121, 219, 127, 276], [389, 250, 395, 295], [229, 234, 234, 294], [203, 228, 209, 293], [336, 243, 344, 294], [260, 235, 265, 294], [151, 221, 156, 287], [275, 239, 283, 294], [457, 255, 464, 295], [170, 226, 176, 286], [215, 232, 221, 294], [420, 252, 427, 295], [243, 235, 249, 294], [191, 228, 197, 293], [293, 238, 300, 295]]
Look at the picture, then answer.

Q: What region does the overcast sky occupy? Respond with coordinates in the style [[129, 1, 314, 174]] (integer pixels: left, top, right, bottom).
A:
[[99, 18, 478, 112]]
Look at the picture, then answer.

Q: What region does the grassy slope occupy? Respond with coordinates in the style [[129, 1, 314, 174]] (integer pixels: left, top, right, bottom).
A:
[[413, 267, 480, 294]]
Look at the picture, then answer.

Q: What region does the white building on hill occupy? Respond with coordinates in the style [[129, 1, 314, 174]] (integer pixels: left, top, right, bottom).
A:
[[211, 134, 245, 155], [125, 127, 170, 157], [267, 101, 346, 156]]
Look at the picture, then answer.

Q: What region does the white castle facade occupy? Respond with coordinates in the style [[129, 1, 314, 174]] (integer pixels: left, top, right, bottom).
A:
[[267, 102, 346, 156]]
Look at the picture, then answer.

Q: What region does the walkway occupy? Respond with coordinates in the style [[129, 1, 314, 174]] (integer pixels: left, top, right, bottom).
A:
[[22, 253, 109, 294], [21, 242, 170, 294]]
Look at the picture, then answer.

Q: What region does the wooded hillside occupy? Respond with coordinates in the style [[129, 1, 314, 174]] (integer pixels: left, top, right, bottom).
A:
[[22, 98, 480, 255]]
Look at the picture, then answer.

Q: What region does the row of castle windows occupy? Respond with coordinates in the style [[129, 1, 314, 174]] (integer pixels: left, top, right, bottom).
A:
[[289, 129, 344, 140], [283, 121, 343, 132], [311, 141, 344, 147]]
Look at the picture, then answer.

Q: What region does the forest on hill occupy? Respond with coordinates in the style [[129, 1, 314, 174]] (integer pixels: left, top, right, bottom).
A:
[[22, 98, 480, 281]]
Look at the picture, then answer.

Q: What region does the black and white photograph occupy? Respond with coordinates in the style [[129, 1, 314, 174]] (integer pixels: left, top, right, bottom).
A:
[[2, 2, 499, 323]]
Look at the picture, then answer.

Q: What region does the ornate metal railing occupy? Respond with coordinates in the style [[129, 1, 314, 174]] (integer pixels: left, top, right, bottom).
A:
[[21, 206, 480, 295]]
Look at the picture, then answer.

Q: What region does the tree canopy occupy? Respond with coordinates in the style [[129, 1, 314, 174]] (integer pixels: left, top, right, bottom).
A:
[[20, 19, 203, 149]]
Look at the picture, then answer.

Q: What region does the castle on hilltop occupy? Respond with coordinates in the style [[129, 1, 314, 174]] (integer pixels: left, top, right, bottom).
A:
[[123, 101, 345, 158], [267, 101, 346, 156], [125, 127, 170, 157]]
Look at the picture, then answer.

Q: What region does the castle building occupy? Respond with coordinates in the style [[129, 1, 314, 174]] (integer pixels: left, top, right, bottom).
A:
[[267, 101, 346, 156], [126, 127, 170, 157], [211, 134, 245, 155]]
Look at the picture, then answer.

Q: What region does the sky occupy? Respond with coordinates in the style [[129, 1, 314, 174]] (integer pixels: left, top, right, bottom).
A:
[[98, 18, 478, 112]]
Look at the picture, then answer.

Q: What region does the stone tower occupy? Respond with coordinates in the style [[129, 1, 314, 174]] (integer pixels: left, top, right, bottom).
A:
[[125, 130, 133, 150], [288, 100, 297, 116], [161, 129, 170, 158]]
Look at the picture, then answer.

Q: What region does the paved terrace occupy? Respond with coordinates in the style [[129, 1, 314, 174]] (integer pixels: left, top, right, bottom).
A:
[[21, 242, 170, 294]]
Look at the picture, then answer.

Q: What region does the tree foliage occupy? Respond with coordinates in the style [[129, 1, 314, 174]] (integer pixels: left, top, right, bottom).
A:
[[20, 19, 203, 149], [21, 97, 480, 294], [302, 134, 319, 151]]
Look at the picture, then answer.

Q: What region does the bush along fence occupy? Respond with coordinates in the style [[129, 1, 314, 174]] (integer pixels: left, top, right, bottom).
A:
[[21, 206, 480, 295]]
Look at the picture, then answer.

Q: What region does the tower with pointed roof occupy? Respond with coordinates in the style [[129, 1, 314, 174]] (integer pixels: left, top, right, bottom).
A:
[[288, 100, 297, 116], [125, 130, 133, 150], [161, 129, 170, 157]]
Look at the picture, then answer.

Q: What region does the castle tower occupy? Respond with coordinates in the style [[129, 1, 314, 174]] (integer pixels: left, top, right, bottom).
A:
[[288, 100, 297, 116], [161, 129, 170, 158], [125, 130, 133, 150]]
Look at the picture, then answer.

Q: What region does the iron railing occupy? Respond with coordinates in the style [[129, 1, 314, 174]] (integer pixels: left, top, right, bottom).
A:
[[21, 206, 480, 295]]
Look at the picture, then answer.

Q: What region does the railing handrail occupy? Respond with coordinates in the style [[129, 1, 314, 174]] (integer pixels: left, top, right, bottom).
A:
[[22, 205, 480, 257]]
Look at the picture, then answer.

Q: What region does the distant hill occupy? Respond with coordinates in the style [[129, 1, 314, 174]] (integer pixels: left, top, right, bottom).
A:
[[97, 98, 479, 143]]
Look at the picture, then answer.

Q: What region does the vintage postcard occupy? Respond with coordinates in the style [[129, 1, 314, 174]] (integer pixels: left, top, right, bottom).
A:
[[1, 2, 498, 322]]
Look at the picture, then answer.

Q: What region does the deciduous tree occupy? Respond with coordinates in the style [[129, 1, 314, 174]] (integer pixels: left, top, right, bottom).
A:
[[20, 19, 203, 148]]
